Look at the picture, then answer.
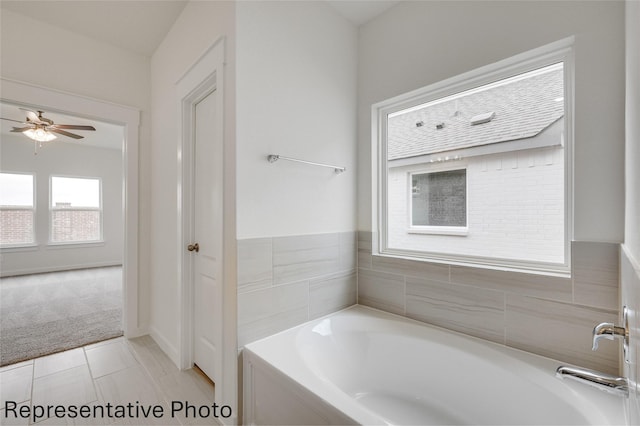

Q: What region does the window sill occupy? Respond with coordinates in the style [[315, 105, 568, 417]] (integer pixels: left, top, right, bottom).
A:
[[0, 243, 39, 253], [47, 240, 105, 249], [408, 226, 468, 236], [376, 249, 570, 277]]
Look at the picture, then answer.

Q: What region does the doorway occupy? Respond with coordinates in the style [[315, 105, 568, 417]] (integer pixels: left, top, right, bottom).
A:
[[0, 78, 142, 342], [0, 101, 127, 365], [177, 38, 236, 418]]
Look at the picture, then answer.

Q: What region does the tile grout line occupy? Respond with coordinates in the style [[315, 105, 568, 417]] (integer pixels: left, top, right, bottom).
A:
[[29, 360, 35, 415], [82, 346, 102, 406], [124, 339, 187, 426]]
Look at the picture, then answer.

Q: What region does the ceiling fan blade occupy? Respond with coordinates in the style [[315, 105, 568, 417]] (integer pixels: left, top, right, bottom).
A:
[[1, 117, 28, 124], [49, 128, 84, 139], [10, 127, 33, 132], [50, 124, 96, 131], [19, 108, 41, 123]]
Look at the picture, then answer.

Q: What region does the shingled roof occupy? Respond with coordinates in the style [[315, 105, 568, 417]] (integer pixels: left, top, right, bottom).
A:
[[388, 65, 564, 160]]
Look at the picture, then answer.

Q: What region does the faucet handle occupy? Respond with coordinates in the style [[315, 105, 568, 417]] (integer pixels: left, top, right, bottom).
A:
[[591, 306, 630, 363], [592, 322, 620, 350]]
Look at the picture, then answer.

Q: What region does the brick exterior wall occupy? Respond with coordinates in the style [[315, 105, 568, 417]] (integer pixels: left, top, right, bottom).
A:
[[0, 208, 33, 244], [51, 209, 101, 242], [387, 146, 564, 264], [0, 208, 100, 244]]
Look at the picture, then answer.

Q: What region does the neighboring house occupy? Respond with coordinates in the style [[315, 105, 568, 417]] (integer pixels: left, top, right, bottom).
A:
[[386, 64, 565, 263], [0, 207, 32, 244]]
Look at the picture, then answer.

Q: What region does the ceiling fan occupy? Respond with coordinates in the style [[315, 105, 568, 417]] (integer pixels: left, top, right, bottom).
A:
[[1, 108, 96, 142]]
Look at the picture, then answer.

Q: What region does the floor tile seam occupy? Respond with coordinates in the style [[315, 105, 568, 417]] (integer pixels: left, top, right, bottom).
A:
[[83, 347, 103, 402], [125, 342, 214, 424], [0, 360, 33, 374], [32, 350, 88, 381], [120, 343, 175, 412]]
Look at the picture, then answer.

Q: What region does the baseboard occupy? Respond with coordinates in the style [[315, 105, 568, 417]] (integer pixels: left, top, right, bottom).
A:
[[0, 262, 123, 277], [149, 325, 180, 368]]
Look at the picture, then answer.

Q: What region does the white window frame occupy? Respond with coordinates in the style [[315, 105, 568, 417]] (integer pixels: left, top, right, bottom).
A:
[[49, 175, 104, 245], [372, 37, 574, 275], [408, 165, 468, 236], [0, 171, 37, 249]]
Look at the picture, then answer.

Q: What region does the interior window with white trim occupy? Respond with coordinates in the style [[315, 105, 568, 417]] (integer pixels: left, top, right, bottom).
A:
[[0, 172, 35, 246], [410, 168, 467, 233], [375, 43, 572, 273], [50, 176, 102, 243]]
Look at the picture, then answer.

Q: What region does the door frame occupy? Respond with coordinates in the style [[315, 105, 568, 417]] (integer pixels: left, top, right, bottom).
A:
[[177, 37, 236, 419], [0, 77, 142, 337]]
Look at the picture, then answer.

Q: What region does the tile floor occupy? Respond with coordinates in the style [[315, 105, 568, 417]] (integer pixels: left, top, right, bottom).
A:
[[0, 336, 216, 425]]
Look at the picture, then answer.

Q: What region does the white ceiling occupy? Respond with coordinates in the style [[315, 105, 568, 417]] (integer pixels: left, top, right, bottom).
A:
[[0, 1, 399, 151], [1, 102, 124, 151], [326, 1, 399, 26], [0, 0, 188, 57], [0, 1, 399, 57]]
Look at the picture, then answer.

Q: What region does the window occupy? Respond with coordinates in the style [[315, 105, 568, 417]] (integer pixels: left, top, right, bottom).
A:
[[373, 39, 573, 273], [50, 176, 102, 243], [410, 168, 467, 234], [0, 172, 35, 246]]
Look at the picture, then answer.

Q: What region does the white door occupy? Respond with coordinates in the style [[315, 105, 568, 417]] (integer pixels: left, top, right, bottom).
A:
[[191, 89, 223, 383]]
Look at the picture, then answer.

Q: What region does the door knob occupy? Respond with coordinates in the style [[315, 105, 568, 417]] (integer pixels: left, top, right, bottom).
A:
[[187, 243, 199, 253]]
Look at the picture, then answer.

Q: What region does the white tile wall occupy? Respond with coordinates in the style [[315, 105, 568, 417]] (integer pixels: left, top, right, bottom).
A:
[[309, 271, 357, 319], [358, 267, 405, 315], [358, 232, 622, 375], [237, 238, 273, 292], [238, 231, 622, 379], [505, 295, 619, 375], [237, 232, 357, 349], [573, 241, 620, 310], [406, 276, 505, 344]]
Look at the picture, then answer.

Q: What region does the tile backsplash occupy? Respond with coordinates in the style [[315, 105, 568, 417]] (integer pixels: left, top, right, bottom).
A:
[[358, 231, 621, 376], [237, 232, 357, 348], [238, 230, 622, 377]]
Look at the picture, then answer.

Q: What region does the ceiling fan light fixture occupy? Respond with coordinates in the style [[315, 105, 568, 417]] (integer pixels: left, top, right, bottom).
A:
[[23, 127, 57, 142]]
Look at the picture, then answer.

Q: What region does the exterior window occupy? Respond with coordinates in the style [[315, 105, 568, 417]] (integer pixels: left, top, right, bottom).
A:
[[411, 169, 466, 229], [0, 172, 35, 246], [50, 176, 102, 243], [373, 40, 572, 273]]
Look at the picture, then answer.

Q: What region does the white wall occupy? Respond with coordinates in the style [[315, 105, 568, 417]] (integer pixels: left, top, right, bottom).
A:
[[0, 9, 151, 328], [357, 1, 625, 244], [148, 0, 236, 371], [0, 136, 123, 276], [236, 1, 358, 239], [625, 1, 640, 259]]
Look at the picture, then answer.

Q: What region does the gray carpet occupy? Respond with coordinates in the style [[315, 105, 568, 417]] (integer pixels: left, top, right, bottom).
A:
[[0, 266, 123, 366]]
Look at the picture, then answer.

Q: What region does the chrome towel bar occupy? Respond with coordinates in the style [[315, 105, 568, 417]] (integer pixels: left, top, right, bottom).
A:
[[267, 154, 346, 174]]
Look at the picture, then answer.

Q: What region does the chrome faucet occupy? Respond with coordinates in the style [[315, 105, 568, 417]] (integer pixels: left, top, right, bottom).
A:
[[556, 365, 628, 396], [555, 306, 631, 396], [592, 322, 627, 350], [592, 306, 629, 362]]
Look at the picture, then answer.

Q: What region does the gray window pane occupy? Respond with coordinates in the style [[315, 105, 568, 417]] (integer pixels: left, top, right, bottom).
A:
[[412, 169, 466, 226]]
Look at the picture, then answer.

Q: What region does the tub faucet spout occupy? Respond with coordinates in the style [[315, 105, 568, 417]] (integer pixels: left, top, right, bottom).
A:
[[556, 366, 628, 397]]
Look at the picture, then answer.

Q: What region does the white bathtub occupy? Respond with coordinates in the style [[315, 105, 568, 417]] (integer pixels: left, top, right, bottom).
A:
[[243, 305, 626, 425]]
